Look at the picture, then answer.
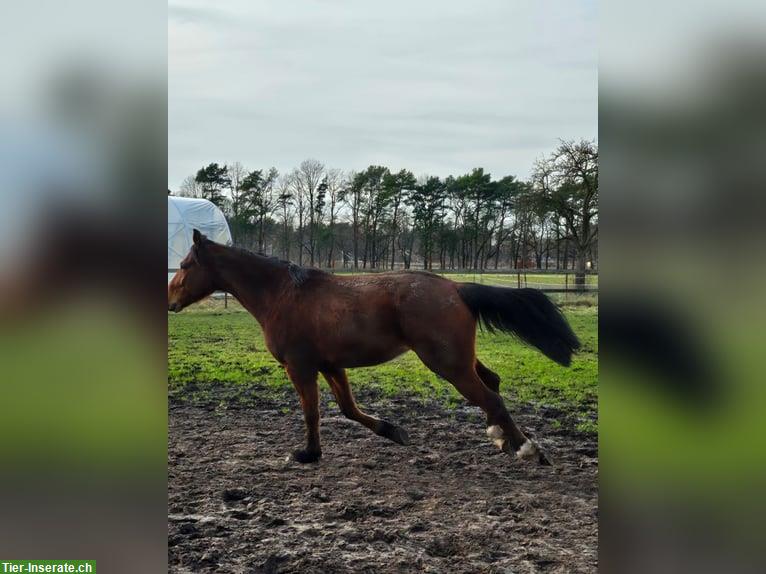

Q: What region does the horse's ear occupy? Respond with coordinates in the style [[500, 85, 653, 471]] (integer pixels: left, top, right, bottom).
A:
[[192, 229, 206, 246]]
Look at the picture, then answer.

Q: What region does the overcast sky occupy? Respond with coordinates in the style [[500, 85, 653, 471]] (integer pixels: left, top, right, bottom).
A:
[[169, 0, 596, 188]]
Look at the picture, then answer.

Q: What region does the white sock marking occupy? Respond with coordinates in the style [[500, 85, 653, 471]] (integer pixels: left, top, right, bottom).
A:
[[486, 425, 504, 439], [516, 439, 538, 460]]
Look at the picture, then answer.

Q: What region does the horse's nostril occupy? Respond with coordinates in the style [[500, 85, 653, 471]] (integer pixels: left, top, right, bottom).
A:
[[168, 303, 177, 312]]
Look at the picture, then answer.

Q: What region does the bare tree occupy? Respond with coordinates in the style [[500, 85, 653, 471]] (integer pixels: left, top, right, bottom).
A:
[[241, 167, 279, 252], [290, 159, 326, 266], [536, 139, 598, 288], [225, 161, 248, 244], [178, 174, 202, 198], [340, 171, 363, 269], [275, 175, 295, 260], [323, 168, 345, 267], [227, 161, 248, 219], [384, 169, 416, 270]]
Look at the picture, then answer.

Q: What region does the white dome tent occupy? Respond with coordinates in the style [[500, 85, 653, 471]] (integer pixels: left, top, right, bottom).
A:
[[168, 196, 232, 282]]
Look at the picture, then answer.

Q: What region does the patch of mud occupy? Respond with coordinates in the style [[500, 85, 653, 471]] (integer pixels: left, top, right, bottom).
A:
[[169, 392, 597, 573]]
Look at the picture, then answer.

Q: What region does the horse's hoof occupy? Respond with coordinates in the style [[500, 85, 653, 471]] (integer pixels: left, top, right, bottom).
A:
[[290, 449, 322, 464], [515, 439, 553, 466], [391, 426, 410, 446], [487, 425, 507, 451], [378, 422, 410, 446]]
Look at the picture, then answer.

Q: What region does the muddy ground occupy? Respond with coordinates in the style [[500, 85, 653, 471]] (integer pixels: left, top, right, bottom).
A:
[[169, 389, 597, 573]]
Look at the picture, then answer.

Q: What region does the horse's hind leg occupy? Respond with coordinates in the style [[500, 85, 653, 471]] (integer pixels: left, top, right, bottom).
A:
[[475, 359, 501, 425], [454, 369, 550, 464], [322, 369, 410, 446], [285, 365, 322, 463], [415, 347, 550, 465], [476, 359, 501, 393]]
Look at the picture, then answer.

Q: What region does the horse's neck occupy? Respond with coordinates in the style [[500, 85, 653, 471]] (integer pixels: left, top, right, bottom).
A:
[[212, 248, 285, 323]]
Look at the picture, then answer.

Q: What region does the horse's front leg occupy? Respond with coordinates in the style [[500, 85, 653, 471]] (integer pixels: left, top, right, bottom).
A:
[[285, 365, 321, 463]]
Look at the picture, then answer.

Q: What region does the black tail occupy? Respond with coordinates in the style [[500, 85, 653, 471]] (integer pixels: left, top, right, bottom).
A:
[[457, 284, 581, 366]]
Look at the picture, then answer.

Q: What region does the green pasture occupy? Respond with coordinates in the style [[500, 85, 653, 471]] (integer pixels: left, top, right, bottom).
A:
[[442, 272, 598, 288], [330, 270, 598, 289], [168, 296, 598, 431], [1, 305, 165, 472]]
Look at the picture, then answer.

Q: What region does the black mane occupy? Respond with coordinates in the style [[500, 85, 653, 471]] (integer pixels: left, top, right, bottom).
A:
[[221, 243, 326, 287], [286, 262, 323, 286]]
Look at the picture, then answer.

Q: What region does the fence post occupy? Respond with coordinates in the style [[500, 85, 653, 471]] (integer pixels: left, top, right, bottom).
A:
[[224, 292, 228, 309]]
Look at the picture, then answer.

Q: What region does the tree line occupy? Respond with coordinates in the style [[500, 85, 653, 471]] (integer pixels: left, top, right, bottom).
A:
[[170, 140, 598, 285]]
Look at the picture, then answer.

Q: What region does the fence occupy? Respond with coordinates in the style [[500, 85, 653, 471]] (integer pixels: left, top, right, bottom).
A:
[[169, 267, 597, 296], [454, 269, 596, 293], [324, 267, 597, 293]]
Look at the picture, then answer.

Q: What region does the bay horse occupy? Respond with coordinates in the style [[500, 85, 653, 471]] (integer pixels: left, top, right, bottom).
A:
[[168, 230, 580, 465]]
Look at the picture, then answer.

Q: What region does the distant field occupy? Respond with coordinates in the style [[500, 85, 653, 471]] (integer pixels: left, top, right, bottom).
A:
[[443, 272, 597, 287], [329, 269, 598, 290], [168, 295, 598, 431]]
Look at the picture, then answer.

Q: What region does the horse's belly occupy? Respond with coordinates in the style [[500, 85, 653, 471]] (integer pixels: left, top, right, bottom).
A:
[[335, 343, 409, 369]]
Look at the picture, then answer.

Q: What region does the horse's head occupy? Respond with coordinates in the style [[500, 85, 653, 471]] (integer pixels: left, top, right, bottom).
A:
[[168, 229, 217, 312]]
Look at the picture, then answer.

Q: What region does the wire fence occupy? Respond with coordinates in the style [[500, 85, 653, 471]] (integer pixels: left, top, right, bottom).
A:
[[169, 267, 598, 297], [325, 268, 598, 293]]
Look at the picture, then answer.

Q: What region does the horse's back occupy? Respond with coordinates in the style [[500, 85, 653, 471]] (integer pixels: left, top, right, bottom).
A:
[[274, 272, 407, 367]]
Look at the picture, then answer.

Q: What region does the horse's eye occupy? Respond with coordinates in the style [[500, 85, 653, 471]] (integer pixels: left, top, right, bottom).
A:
[[180, 260, 193, 270]]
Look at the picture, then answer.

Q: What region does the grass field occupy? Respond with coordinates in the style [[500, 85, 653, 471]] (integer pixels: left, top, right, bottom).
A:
[[168, 292, 598, 432], [331, 270, 598, 290]]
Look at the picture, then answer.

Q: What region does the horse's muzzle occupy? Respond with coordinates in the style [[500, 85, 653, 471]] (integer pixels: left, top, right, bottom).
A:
[[168, 302, 180, 312]]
